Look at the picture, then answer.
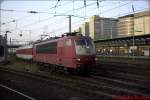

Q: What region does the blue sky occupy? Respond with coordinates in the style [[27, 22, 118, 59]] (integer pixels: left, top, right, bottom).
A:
[[0, 0, 149, 42]]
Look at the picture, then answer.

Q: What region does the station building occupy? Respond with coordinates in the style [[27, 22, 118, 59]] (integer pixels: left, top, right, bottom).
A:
[[95, 10, 150, 58], [117, 10, 150, 37], [117, 14, 134, 37], [95, 34, 150, 57], [134, 10, 150, 35]]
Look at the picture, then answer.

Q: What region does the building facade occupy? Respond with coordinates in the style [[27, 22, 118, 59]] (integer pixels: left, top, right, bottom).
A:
[[81, 22, 89, 36], [117, 15, 134, 37], [89, 15, 118, 40], [134, 10, 150, 35], [117, 10, 150, 37]]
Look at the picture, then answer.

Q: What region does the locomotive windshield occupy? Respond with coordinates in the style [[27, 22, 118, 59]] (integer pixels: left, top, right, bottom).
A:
[[75, 38, 96, 55]]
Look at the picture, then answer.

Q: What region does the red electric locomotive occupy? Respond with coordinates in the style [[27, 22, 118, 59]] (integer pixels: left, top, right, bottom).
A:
[[16, 32, 96, 73]]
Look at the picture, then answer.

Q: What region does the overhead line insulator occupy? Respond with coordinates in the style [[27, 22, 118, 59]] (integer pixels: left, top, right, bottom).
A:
[[84, 0, 86, 7], [97, 0, 99, 8], [28, 11, 39, 13]]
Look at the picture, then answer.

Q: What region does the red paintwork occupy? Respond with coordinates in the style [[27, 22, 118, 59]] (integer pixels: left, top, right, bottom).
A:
[[16, 48, 33, 55], [16, 36, 96, 69]]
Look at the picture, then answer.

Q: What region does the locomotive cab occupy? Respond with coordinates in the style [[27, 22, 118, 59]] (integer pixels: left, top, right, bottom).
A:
[[61, 32, 96, 73], [75, 37, 96, 55], [74, 37, 96, 71]]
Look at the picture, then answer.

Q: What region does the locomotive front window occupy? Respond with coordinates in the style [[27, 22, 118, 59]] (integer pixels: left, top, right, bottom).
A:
[[75, 39, 86, 46], [85, 38, 94, 47], [75, 38, 96, 55]]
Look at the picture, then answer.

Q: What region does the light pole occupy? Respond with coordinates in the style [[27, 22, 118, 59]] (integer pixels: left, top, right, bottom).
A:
[[69, 15, 71, 33], [132, 3, 135, 60]]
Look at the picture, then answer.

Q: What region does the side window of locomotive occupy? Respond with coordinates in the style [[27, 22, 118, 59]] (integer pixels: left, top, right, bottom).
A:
[[36, 42, 57, 54], [65, 39, 72, 46]]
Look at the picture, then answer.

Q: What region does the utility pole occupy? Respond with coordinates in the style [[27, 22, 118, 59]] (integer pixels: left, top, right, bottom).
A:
[[54, 15, 73, 33], [54, 15, 86, 33], [4, 33, 7, 62], [132, 3, 135, 60], [4, 31, 11, 62], [69, 15, 71, 33]]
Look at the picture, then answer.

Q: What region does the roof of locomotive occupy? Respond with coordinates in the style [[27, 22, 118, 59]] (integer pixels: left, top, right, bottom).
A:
[[33, 32, 92, 46]]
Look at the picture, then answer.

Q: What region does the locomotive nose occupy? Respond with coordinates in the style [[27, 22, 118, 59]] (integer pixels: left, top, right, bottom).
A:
[[75, 56, 96, 63], [76, 58, 81, 61]]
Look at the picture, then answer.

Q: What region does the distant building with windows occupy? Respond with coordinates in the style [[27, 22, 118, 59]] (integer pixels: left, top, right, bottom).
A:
[[117, 14, 134, 37], [81, 22, 89, 36], [117, 10, 150, 37], [134, 10, 150, 35], [89, 15, 118, 40]]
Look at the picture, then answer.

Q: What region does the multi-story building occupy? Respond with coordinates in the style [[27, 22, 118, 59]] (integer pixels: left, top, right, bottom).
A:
[[117, 10, 150, 37], [81, 22, 89, 36], [89, 15, 118, 40], [134, 10, 150, 35], [117, 14, 134, 37]]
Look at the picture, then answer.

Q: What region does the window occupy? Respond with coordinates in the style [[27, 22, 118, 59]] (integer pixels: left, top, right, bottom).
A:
[[75, 38, 96, 55], [75, 39, 86, 46], [36, 42, 57, 54], [65, 39, 72, 46]]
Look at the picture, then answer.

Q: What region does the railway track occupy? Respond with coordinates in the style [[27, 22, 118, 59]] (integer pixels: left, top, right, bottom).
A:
[[92, 61, 150, 96], [0, 65, 149, 100], [95, 62, 150, 76]]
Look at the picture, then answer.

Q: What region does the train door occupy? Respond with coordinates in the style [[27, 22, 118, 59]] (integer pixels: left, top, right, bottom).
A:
[[57, 40, 63, 65]]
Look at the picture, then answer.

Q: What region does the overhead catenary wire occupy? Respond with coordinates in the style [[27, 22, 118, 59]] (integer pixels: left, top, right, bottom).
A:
[[10, 1, 131, 34], [1, 1, 71, 26], [1, 1, 77, 34], [43, 7, 148, 35], [1, 0, 148, 39], [1, 1, 96, 36], [2, 1, 128, 32], [13, 2, 98, 30]]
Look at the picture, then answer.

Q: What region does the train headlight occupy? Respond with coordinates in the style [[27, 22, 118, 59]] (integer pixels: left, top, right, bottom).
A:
[[95, 58, 98, 61], [76, 58, 81, 61]]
